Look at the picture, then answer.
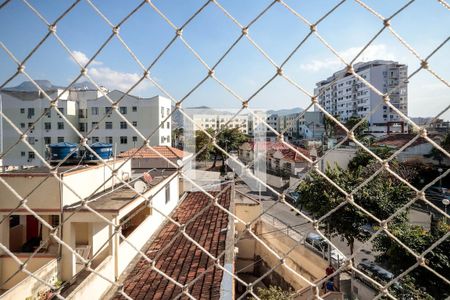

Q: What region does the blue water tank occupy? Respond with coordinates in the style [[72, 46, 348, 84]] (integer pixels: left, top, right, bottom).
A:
[[86, 143, 113, 160], [48, 142, 78, 160]]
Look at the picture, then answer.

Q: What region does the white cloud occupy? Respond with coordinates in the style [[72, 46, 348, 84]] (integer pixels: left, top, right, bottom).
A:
[[71, 50, 102, 66], [70, 50, 151, 93], [300, 44, 396, 72]]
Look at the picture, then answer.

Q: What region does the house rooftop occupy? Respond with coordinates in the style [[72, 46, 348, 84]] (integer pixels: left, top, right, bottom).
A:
[[64, 169, 177, 212], [113, 185, 232, 300], [0, 158, 128, 177], [372, 133, 443, 149], [118, 146, 190, 160]]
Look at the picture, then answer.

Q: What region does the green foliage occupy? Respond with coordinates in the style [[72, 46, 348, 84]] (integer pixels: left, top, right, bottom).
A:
[[194, 128, 214, 161], [345, 115, 369, 138], [250, 286, 291, 300], [428, 133, 450, 165], [373, 221, 450, 299], [297, 157, 414, 255]]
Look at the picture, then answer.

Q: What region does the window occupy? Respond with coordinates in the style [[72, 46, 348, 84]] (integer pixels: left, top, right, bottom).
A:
[[132, 106, 137, 112], [44, 122, 51, 130], [91, 107, 99, 115], [20, 123, 25, 129], [79, 123, 86, 132], [166, 122, 170, 128], [105, 107, 112, 115], [57, 122, 64, 130], [27, 108, 35, 119], [91, 122, 98, 130], [161, 136, 165, 143], [78, 109, 87, 118], [92, 136, 99, 143], [165, 184, 170, 204], [28, 152, 35, 160], [21, 151, 25, 157], [44, 137, 51, 144], [28, 123, 34, 131], [58, 107, 64, 115], [120, 122, 127, 129], [119, 107, 127, 114], [132, 136, 137, 142], [20, 108, 25, 114], [166, 108, 170, 115], [106, 136, 113, 144], [132, 121, 137, 127], [57, 137, 64, 143], [27, 138, 35, 146], [44, 108, 51, 118], [105, 122, 113, 129], [161, 107, 164, 117], [120, 136, 127, 144]]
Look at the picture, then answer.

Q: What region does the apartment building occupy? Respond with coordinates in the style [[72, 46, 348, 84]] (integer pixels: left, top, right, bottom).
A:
[[315, 60, 408, 136], [0, 82, 171, 167], [265, 111, 325, 140], [78, 90, 171, 152], [190, 110, 249, 134]]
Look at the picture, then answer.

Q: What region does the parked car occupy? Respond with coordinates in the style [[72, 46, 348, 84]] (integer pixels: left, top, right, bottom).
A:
[[425, 186, 450, 201], [304, 232, 345, 267], [356, 259, 405, 293]]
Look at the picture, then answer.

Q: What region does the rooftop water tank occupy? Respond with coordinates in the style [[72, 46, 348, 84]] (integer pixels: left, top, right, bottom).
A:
[[48, 142, 78, 161], [86, 142, 113, 160]]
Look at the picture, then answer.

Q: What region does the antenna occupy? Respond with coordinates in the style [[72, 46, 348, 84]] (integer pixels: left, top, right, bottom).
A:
[[133, 180, 147, 194]]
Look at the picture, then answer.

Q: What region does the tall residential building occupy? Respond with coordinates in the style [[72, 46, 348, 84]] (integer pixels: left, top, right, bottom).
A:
[[0, 81, 171, 167], [314, 60, 408, 136]]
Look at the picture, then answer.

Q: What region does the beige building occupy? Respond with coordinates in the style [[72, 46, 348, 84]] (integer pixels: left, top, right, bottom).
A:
[[0, 159, 180, 299]]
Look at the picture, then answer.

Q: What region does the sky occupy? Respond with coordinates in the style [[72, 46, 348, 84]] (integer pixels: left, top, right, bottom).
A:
[[0, 0, 449, 119]]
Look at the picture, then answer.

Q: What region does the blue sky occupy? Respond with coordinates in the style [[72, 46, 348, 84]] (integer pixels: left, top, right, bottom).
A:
[[0, 0, 449, 118]]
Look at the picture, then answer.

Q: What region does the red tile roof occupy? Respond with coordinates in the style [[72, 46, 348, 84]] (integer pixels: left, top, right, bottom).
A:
[[268, 147, 310, 163], [115, 186, 232, 300], [372, 133, 443, 149], [118, 146, 189, 159]]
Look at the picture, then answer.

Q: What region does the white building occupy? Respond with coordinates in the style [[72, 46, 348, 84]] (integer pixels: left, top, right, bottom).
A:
[[265, 111, 325, 140], [190, 110, 249, 134], [78, 90, 172, 152], [315, 60, 408, 136], [0, 82, 171, 167]]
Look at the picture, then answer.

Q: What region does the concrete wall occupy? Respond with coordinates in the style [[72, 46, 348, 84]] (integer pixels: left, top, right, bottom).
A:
[[320, 148, 357, 171], [61, 159, 131, 207], [254, 222, 327, 290], [0, 176, 60, 211], [0, 254, 56, 290], [266, 173, 287, 188], [0, 258, 58, 300]]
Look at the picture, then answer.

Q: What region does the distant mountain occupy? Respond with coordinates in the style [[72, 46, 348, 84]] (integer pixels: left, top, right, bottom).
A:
[[2, 80, 64, 92], [72, 81, 98, 90], [267, 107, 303, 116]]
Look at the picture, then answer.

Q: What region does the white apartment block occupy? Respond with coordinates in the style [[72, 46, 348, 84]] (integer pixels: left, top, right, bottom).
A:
[[0, 83, 171, 167], [314, 60, 408, 136], [190, 111, 249, 134], [77, 90, 171, 152]]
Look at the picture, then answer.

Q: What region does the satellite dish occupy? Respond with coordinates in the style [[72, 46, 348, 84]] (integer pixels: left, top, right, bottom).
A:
[[133, 180, 147, 194]]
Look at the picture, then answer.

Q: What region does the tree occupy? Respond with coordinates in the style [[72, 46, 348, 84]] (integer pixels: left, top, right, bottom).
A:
[[428, 133, 450, 166], [250, 286, 291, 300], [195, 128, 214, 162], [373, 220, 450, 299], [323, 114, 340, 137], [344, 115, 369, 139], [212, 127, 247, 170], [296, 159, 415, 257]]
